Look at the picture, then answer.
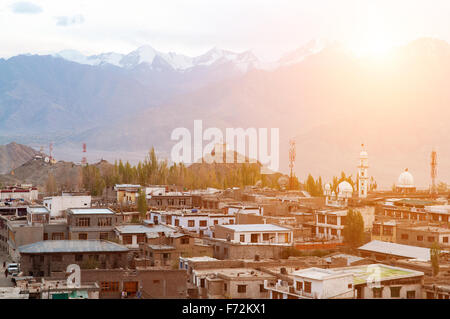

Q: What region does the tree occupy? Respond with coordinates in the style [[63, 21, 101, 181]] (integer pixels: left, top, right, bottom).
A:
[[430, 242, 441, 276], [342, 209, 365, 248], [437, 182, 447, 193], [137, 189, 148, 220], [45, 173, 57, 195]]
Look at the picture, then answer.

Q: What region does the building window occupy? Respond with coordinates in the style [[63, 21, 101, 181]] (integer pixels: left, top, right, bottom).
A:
[[237, 285, 247, 293], [43, 233, 48, 240], [188, 220, 195, 227], [428, 236, 435, 242], [443, 237, 449, 243], [224, 283, 227, 291], [76, 218, 90, 227], [417, 235, 423, 241], [318, 215, 325, 223], [406, 290, 416, 299], [229, 219, 234, 224], [304, 281, 311, 293], [175, 219, 180, 226], [98, 218, 112, 227], [52, 233, 65, 240], [199, 220, 207, 227], [180, 237, 190, 245], [401, 234, 409, 240], [100, 232, 109, 240], [123, 235, 132, 245], [75, 254, 83, 262], [78, 233, 88, 240], [373, 288, 383, 298], [214, 220, 218, 225], [263, 233, 270, 241], [348, 284, 353, 289], [240, 235, 245, 242], [260, 284, 266, 293], [100, 282, 119, 292], [390, 287, 401, 298], [296, 281, 303, 291]]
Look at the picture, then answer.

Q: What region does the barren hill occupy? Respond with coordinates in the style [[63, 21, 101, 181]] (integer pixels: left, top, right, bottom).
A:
[[0, 142, 39, 174]]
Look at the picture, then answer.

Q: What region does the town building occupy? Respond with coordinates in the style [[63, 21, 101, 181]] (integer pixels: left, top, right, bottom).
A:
[[43, 193, 91, 217], [18, 240, 129, 277], [191, 268, 275, 299], [358, 240, 431, 262], [0, 186, 38, 202], [66, 208, 117, 241], [149, 210, 235, 237], [214, 224, 293, 244], [311, 209, 347, 241], [264, 264, 424, 299], [80, 268, 187, 299], [114, 184, 141, 205]]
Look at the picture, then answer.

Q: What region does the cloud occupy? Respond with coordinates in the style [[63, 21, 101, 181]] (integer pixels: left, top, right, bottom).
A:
[[55, 15, 85, 27], [11, 1, 43, 14]]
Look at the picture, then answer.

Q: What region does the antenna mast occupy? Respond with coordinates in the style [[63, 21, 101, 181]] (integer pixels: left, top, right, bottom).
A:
[[289, 139, 296, 190], [431, 149, 437, 195]]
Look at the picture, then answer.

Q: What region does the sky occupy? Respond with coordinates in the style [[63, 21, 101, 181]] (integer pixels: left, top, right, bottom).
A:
[[1, 0, 450, 61]]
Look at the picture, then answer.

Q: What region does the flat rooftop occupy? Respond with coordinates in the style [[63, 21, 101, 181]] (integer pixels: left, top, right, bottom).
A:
[[18, 240, 129, 254], [292, 267, 350, 280], [358, 240, 431, 261], [335, 264, 424, 285], [219, 224, 291, 232], [68, 208, 115, 215], [194, 268, 274, 279]]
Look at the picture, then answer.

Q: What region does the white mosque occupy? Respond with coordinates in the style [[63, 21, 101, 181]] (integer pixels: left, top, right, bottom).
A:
[[395, 168, 416, 194], [323, 144, 369, 207]]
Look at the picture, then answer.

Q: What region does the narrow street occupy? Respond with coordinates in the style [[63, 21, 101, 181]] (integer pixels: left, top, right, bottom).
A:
[[0, 252, 14, 288]]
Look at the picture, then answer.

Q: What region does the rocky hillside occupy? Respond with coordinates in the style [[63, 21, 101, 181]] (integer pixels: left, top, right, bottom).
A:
[[0, 142, 39, 174]]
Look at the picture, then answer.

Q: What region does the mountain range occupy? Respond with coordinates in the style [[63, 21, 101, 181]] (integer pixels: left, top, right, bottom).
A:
[[0, 38, 449, 188]]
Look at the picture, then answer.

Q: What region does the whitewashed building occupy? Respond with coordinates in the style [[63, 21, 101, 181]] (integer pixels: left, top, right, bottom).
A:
[[43, 194, 91, 217]]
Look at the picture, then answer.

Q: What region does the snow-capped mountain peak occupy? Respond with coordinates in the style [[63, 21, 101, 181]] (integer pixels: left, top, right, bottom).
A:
[[52, 45, 264, 72]]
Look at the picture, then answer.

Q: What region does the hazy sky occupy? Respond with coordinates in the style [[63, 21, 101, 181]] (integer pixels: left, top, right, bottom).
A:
[[2, 0, 450, 61]]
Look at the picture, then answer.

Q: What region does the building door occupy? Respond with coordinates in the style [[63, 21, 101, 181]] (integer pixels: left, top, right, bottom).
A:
[[124, 281, 139, 297], [356, 286, 363, 299], [251, 234, 259, 243]]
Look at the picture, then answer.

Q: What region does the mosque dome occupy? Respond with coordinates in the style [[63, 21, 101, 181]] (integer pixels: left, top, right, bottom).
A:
[[337, 181, 353, 198], [397, 169, 415, 188]]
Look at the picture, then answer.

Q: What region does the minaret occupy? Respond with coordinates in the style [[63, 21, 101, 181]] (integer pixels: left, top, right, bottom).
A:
[[358, 144, 369, 198]]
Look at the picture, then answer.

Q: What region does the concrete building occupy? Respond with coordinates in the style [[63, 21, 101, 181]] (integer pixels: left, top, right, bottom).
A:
[[149, 210, 235, 238], [265, 267, 354, 299], [265, 264, 424, 299], [18, 240, 129, 277], [191, 268, 275, 299], [0, 186, 38, 202], [214, 224, 293, 244], [358, 240, 432, 262], [425, 205, 450, 223], [396, 225, 450, 249], [114, 184, 141, 205], [80, 268, 187, 299], [312, 209, 347, 241], [67, 208, 117, 241], [147, 193, 194, 209], [43, 194, 91, 217]]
